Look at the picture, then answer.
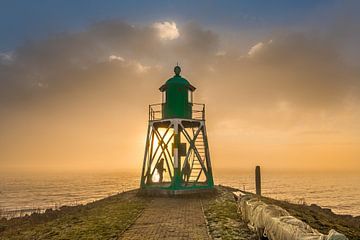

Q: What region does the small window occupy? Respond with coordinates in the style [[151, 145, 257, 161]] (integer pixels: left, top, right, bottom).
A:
[[162, 91, 166, 103], [188, 90, 193, 103]]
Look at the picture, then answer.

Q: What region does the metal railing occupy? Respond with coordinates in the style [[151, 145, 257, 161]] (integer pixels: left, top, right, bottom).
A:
[[149, 104, 162, 121], [149, 103, 205, 121], [192, 103, 206, 121]]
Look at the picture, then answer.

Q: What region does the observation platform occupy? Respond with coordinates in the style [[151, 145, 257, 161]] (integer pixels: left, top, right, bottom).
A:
[[148, 103, 206, 129]]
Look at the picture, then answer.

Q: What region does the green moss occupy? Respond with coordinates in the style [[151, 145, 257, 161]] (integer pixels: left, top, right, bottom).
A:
[[203, 186, 256, 240]]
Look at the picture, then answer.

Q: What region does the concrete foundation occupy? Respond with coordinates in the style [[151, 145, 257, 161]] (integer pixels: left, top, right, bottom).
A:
[[138, 187, 216, 197]]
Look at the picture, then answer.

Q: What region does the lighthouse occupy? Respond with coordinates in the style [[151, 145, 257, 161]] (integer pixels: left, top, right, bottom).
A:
[[140, 66, 214, 195]]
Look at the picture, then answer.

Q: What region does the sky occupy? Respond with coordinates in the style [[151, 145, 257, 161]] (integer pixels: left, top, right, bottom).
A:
[[1, 1, 360, 173]]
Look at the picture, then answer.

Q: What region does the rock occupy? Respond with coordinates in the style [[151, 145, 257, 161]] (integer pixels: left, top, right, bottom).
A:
[[45, 208, 53, 214], [310, 203, 321, 210], [323, 208, 333, 214]]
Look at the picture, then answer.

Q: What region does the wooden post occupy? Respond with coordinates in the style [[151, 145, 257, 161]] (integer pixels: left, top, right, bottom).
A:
[[255, 166, 261, 196]]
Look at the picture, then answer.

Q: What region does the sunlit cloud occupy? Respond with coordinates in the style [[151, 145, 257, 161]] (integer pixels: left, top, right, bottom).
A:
[[133, 61, 150, 73], [153, 21, 180, 40], [36, 82, 48, 88], [247, 40, 272, 56], [248, 42, 264, 56], [109, 55, 125, 62]]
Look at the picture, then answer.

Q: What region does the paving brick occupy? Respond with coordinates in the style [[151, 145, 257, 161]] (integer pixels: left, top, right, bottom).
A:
[[120, 198, 209, 240]]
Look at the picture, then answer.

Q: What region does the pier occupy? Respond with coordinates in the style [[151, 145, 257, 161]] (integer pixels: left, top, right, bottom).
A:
[[120, 198, 210, 239], [1, 185, 358, 239]]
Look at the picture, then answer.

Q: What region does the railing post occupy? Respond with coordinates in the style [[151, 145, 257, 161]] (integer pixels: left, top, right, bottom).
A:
[[255, 166, 261, 196], [202, 104, 205, 120]]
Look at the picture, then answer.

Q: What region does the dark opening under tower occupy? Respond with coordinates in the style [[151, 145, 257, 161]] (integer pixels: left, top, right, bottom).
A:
[[140, 66, 214, 195]]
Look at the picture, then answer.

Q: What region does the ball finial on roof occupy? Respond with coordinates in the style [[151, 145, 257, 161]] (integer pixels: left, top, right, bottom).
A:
[[174, 65, 181, 76]]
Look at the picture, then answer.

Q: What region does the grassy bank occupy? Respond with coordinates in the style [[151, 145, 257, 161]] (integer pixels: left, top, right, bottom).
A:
[[205, 185, 360, 240], [260, 194, 360, 239], [0, 190, 147, 240]]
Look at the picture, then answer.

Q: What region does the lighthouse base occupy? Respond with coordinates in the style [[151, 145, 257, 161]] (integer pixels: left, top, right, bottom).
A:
[[140, 118, 215, 193], [138, 187, 215, 197]]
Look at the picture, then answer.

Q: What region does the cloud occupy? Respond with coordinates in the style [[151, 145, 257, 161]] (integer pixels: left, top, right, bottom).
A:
[[247, 40, 272, 56], [132, 61, 151, 73], [109, 55, 125, 62], [207, 33, 360, 114], [1, 20, 359, 117], [109, 55, 150, 72], [0, 52, 15, 64], [153, 21, 180, 40], [0, 20, 221, 111], [247, 42, 264, 56]]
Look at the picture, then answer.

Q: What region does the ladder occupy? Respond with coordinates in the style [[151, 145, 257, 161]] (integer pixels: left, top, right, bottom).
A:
[[189, 130, 206, 183]]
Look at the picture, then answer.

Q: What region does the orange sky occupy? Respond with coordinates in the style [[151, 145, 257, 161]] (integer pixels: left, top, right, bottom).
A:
[[1, 20, 360, 173]]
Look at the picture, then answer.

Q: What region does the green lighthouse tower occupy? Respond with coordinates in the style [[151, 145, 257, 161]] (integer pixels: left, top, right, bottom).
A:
[[140, 66, 214, 195]]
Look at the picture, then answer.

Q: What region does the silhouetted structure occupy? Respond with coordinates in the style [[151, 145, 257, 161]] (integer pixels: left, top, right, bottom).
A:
[[140, 66, 214, 195]]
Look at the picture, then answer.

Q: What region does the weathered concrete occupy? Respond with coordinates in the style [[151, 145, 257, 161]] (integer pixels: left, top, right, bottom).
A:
[[119, 198, 209, 240]]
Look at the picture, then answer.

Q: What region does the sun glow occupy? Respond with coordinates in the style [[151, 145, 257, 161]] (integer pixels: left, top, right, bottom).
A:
[[152, 169, 160, 182], [153, 128, 174, 150]]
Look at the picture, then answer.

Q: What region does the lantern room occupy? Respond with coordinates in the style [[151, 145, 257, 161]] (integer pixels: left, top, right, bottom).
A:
[[159, 66, 196, 119]]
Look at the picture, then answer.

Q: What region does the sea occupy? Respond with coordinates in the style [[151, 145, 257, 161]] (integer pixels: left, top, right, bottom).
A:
[[0, 170, 359, 218]]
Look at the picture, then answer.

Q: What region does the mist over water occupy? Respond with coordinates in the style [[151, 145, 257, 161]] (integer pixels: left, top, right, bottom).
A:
[[1, 170, 359, 218]]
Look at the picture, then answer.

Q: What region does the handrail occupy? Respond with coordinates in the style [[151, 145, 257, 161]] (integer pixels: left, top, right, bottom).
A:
[[148, 103, 205, 121]]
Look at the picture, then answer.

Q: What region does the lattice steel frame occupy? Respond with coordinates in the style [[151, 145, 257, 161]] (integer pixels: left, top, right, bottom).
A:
[[140, 118, 214, 190]]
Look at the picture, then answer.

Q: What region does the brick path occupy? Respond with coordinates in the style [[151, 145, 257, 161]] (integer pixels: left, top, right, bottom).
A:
[[119, 198, 210, 240]]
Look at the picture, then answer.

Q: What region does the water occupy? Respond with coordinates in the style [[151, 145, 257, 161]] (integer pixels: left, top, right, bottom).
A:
[[0, 171, 139, 218], [0, 170, 359, 218], [215, 170, 360, 216]]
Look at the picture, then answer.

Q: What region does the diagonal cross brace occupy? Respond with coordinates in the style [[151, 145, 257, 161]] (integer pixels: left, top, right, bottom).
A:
[[144, 124, 174, 180], [151, 127, 174, 179]]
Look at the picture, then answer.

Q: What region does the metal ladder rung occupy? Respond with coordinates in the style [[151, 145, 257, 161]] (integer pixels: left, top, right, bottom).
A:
[[190, 175, 200, 178]]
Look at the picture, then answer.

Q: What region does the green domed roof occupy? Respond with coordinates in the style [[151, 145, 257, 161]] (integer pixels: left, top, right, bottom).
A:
[[165, 75, 190, 86]]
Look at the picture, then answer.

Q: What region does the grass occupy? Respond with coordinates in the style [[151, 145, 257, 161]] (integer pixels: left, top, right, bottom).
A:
[[205, 185, 360, 240], [203, 186, 256, 240], [0, 190, 147, 240]]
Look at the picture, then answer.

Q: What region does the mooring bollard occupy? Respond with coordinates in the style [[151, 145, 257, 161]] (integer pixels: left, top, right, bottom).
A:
[[255, 166, 261, 196]]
